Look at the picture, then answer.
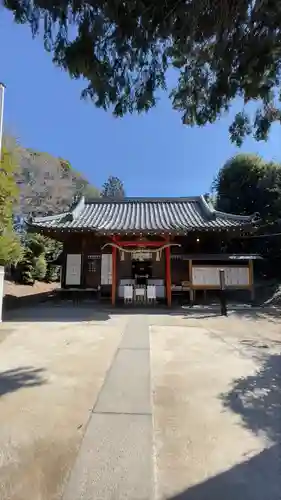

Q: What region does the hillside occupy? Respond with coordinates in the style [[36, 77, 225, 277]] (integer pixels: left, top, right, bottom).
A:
[[7, 138, 99, 217]]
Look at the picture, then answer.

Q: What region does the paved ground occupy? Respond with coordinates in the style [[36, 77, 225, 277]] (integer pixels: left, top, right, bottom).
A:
[[0, 305, 280, 499]]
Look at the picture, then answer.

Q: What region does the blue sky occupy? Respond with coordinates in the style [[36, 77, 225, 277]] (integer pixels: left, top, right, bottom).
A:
[[0, 11, 280, 197]]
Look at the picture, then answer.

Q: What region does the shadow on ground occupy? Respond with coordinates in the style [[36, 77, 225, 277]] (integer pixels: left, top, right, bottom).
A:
[[169, 353, 281, 500], [169, 445, 280, 500], [4, 300, 281, 323], [0, 366, 46, 396], [178, 306, 281, 322], [3, 304, 112, 322], [221, 353, 281, 443]]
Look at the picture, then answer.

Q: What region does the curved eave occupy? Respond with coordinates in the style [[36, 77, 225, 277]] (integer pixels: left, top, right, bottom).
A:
[[25, 224, 252, 235], [25, 196, 259, 234], [199, 195, 257, 223]]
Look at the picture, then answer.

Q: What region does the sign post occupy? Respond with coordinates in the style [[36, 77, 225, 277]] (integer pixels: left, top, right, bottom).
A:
[[0, 82, 5, 154], [219, 269, 227, 316], [0, 83, 5, 322]]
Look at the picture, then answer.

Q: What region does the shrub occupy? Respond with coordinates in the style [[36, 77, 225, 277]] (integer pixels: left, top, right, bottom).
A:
[[45, 264, 59, 283], [17, 249, 34, 285], [33, 254, 47, 281]]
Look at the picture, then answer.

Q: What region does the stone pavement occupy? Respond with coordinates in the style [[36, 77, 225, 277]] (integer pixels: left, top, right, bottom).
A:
[[63, 316, 153, 500], [0, 307, 280, 499]]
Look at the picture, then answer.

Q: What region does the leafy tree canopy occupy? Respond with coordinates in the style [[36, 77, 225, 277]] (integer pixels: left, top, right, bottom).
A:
[[25, 233, 46, 257], [4, 0, 281, 144], [0, 146, 22, 264], [101, 176, 125, 198], [33, 253, 47, 281], [213, 154, 281, 222], [14, 233, 61, 284]]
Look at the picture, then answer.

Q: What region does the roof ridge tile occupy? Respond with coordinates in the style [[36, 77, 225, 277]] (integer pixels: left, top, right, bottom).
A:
[[27, 196, 256, 232]]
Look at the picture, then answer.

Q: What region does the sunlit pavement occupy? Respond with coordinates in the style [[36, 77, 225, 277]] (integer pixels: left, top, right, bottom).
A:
[[0, 306, 280, 499]]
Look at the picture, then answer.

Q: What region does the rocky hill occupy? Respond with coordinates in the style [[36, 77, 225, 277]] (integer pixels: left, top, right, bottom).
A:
[[7, 138, 99, 217]]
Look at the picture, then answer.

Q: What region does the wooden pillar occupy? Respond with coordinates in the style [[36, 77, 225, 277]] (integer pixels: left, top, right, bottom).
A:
[[61, 248, 66, 288], [111, 245, 117, 306], [81, 236, 86, 288], [249, 259, 255, 302], [189, 259, 194, 304], [165, 245, 172, 307]]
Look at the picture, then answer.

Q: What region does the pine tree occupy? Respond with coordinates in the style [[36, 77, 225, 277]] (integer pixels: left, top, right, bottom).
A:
[[17, 249, 34, 285]]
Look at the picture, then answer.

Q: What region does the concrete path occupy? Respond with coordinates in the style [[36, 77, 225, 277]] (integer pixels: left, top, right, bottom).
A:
[[1, 308, 280, 499], [63, 316, 153, 500]]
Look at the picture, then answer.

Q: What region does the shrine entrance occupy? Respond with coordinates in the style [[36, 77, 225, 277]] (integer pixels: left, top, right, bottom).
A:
[[102, 238, 181, 307], [132, 259, 152, 285]]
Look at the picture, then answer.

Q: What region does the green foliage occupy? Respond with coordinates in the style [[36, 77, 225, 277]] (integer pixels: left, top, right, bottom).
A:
[[44, 237, 62, 283], [25, 233, 46, 257], [213, 153, 281, 279], [101, 176, 125, 198], [0, 233, 23, 265], [0, 146, 23, 264], [5, 0, 281, 144], [15, 233, 61, 283], [213, 154, 281, 222], [45, 264, 59, 283], [43, 236, 62, 262], [17, 249, 35, 285], [32, 254, 47, 281], [0, 147, 18, 228]]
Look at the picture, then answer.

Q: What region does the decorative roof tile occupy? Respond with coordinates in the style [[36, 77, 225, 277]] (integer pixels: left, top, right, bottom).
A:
[[27, 196, 258, 233]]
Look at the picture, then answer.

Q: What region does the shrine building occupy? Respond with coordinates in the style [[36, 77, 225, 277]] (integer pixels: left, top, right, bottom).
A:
[[27, 196, 260, 306]]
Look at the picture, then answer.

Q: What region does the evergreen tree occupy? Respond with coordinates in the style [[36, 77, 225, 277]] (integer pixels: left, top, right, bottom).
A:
[[101, 176, 125, 199], [17, 249, 35, 285], [213, 154, 281, 278], [5, 0, 281, 144], [213, 154, 281, 222]]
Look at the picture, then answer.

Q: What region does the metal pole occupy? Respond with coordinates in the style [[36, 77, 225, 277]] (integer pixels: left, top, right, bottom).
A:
[[0, 83, 5, 156], [0, 83, 5, 323], [219, 269, 227, 316]]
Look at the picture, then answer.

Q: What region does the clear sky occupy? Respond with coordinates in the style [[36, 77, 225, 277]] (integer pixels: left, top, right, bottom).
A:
[[1, 10, 280, 197]]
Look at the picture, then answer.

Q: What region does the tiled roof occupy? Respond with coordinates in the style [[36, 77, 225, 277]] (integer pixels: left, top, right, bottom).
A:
[[27, 196, 258, 233]]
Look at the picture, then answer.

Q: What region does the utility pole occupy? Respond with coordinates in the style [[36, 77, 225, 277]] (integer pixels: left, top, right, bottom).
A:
[[0, 83, 5, 155], [0, 82, 6, 322]]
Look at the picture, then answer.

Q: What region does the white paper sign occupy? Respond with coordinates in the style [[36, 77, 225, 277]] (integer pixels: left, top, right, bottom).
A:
[[192, 266, 249, 287], [101, 254, 112, 285], [65, 254, 81, 286]]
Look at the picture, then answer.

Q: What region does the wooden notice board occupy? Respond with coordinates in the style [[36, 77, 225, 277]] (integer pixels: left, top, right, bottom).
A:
[[192, 266, 250, 287]]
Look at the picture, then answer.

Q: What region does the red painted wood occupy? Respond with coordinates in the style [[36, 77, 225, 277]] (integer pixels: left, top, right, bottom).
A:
[[110, 240, 167, 247], [165, 245, 172, 307], [111, 246, 117, 305]]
